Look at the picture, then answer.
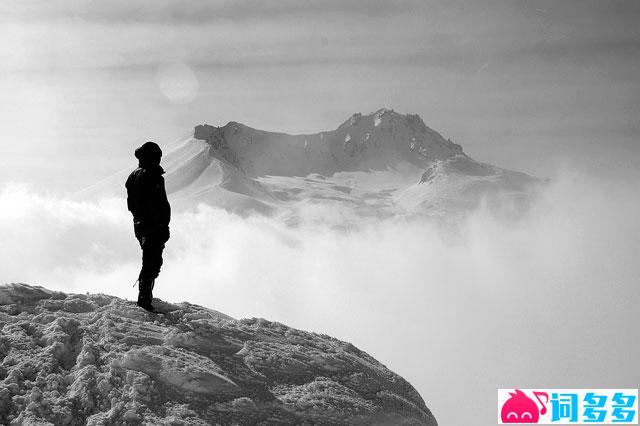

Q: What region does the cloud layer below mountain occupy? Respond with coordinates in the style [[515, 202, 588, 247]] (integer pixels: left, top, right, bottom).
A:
[[1, 168, 638, 424]]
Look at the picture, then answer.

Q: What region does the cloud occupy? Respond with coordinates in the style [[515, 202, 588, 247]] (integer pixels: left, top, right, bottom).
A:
[[11, 0, 640, 26], [0, 15, 478, 74], [1, 169, 639, 424], [1, 0, 424, 24]]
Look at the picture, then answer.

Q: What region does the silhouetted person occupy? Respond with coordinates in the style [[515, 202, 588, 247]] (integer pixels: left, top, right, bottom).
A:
[[125, 141, 171, 311]]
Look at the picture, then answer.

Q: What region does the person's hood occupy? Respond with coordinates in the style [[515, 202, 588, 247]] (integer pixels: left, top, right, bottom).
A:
[[135, 141, 164, 173], [135, 141, 162, 160]]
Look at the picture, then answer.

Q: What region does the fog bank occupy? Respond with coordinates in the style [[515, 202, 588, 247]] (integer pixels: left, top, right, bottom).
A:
[[1, 169, 638, 424]]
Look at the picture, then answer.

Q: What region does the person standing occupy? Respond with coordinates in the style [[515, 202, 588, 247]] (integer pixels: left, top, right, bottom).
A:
[[125, 142, 171, 312]]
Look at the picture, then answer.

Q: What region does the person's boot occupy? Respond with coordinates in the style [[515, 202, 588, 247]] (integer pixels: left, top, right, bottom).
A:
[[137, 278, 155, 312]]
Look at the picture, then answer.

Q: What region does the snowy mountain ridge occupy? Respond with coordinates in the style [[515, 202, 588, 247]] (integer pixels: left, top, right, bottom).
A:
[[0, 283, 436, 425], [167, 108, 537, 220], [78, 108, 539, 222], [191, 108, 463, 178]]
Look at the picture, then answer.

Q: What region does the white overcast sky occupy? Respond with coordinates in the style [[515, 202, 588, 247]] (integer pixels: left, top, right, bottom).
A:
[[1, 0, 639, 191]]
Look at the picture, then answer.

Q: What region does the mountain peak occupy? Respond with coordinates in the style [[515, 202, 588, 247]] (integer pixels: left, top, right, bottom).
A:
[[191, 109, 464, 178], [336, 109, 454, 148], [0, 283, 436, 425], [337, 108, 403, 129]]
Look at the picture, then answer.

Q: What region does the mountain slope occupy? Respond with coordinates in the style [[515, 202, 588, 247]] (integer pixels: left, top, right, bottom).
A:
[[77, 108, 539, 220], [0, 284, 436, 425], [172, 108, 539, 219]]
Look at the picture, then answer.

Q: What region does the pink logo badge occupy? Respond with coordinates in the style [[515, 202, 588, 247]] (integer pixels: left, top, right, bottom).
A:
[[501, 389, 549, 423]]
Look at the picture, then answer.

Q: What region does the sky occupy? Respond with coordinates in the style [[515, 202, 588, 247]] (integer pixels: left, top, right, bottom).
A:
[[1, 1, 639, 424], [1, 0, 639, 191]]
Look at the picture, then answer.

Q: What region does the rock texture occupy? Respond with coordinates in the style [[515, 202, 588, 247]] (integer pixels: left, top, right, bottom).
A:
[[0, 284, 436, 425]]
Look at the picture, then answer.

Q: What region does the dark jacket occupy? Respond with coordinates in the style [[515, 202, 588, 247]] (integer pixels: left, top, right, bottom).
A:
[[125, 165, 171, 239]]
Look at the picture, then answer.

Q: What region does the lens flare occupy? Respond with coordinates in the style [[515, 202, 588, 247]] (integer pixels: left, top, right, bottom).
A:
[[155, 61, 199, 104]]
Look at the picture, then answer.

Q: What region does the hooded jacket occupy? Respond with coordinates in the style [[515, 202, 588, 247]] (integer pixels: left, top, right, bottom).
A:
[[125, 144, 171, 236]]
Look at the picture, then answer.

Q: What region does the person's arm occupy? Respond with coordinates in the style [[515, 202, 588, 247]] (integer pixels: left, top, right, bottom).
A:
[[125, 174, 135, 216], [158, 175, 171, 226]]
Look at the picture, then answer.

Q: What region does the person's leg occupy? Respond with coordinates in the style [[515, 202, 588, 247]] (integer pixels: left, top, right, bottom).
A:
[[137, 236, 165, 307], [137, 279, 153, 307]]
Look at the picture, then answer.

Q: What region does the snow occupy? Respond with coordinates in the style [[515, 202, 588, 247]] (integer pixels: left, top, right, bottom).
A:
[[395, 156, 538, 220], [76, 108, 539, 222], [0, 283, 436, 425]]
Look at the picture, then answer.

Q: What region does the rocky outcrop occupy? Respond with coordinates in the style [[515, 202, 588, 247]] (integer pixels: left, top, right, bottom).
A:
[[0, 284, 436, 425]]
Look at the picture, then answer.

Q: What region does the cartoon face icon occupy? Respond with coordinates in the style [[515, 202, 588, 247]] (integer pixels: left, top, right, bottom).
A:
[[501, 389, 548, 423]]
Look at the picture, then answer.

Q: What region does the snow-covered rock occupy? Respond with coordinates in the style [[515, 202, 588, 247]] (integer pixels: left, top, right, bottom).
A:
[[0, 284, 436, 425]]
